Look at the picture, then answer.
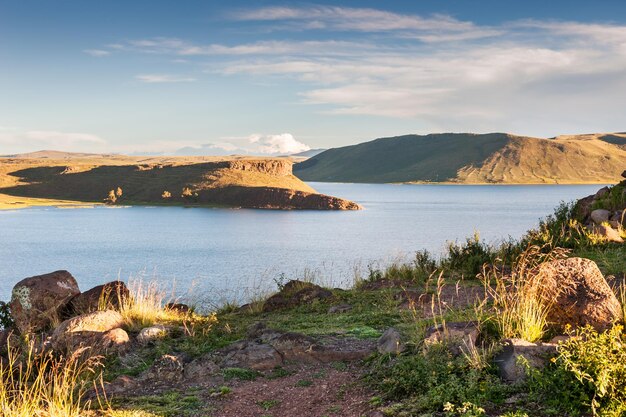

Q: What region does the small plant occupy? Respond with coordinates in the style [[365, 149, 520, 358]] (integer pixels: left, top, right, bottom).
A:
[[0, 301, 14, 330], [558, 324, 626, 416], [444, 401, 486, 417], [296, 379, 313, 387], [161, 191, 172, 199], [257, 399, 280, 411], [222, 367, 259, 381], [115, 187, 123, 198], [273, 272, 288, 291], [266, 366, 291, 379]]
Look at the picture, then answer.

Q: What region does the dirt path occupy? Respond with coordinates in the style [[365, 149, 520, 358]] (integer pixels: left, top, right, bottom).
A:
[[213, 363, 377, 417]]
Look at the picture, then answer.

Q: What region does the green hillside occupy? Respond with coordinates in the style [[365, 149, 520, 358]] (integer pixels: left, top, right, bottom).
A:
[[294, 133, 512, 183], [294, 132, 626, 184]]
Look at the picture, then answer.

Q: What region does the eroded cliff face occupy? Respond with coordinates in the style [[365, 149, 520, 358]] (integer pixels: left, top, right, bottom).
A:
[[217, 160, 293, 177]]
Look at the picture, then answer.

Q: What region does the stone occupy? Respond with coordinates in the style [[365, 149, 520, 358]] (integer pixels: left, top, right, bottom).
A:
[[610, 210, 625, 226], [377, 327, 405, 355], [494, 339, 557, 382], [328, 304, 352, 314], [51, 310, 125, 352], [263, 280, 333, 312], [69, 281, 129, 315], [622, 169, 626, 179], [590, 209, 611, 225], [594, 187, 610, 199], [183, 356, 220, 380], [100, 328, 130, 350], [137, 325, 168, 344], [589, 223, 624, 243], [423, 321, 479, 354], [143, 354, 185, 382], [538, 257, 623, 330], [10, 270, 80, 334], [221, 340, 283, 371]]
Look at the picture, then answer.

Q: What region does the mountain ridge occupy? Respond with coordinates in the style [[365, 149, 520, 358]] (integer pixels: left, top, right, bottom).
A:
[[294, 132, 626, 184]]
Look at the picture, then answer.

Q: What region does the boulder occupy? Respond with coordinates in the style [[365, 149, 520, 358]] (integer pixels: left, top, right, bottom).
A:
[[494, 339, 557, 382], [263, 280, 333, 312], [51, 310, 125, 352], [610, 210, 625, 226], [100, 328, 130, 350], [137, 325, 169, 344], [221, 340, 284, 371], [423, 321, 479, 354], [377, 327, 405, 355], [69, 281, 129, 315], [590, 209, 611, 225], [183, 356, 220, 380], [10, 270, 80, 334], [538, 257, 623, 330]]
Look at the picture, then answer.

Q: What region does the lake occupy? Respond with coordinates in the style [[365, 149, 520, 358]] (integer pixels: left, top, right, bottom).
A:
[[0, 183, 602, 305]]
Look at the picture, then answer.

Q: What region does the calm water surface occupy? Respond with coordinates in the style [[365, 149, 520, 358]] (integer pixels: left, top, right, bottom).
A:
[[0, 183, 602, 304]]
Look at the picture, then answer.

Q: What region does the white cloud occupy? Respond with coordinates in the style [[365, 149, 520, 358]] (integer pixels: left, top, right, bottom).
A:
[[83, 6, 626, 135], [135, 74, 197, 83], [83, 49, 111, 57], [248, 133, 310, 154], [0, 129, 107, 153]]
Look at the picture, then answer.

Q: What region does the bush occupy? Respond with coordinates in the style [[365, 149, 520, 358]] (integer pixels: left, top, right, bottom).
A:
[[444, 232, 495, 276], [371, 344, 507, 414], [558, 325, 626, 417]]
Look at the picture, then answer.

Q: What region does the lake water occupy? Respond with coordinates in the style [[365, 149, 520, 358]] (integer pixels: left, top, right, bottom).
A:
[[0, 183, 602, 305]]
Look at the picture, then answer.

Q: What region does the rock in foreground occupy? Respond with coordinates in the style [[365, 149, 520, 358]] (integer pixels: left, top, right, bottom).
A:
[[10, 270, 80, 334], [539, 257, 623, 330]]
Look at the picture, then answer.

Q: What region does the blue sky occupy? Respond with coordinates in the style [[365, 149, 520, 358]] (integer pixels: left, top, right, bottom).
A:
[[2, 1, 626, 155]]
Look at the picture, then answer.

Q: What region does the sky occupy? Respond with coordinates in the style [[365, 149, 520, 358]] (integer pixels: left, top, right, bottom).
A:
[[2, 0, 626, 155]]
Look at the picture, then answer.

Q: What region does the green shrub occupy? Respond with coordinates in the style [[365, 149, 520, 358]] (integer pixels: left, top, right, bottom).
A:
[[0, 301, 14, 330], [371, 344, 507, 414], [444, 232, 495, 276], [591, 184, 626, 212], [558, 325, 626, 417]]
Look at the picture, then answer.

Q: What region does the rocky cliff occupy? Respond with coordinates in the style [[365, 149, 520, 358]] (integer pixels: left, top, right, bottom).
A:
[[0, 155, 361, 210]]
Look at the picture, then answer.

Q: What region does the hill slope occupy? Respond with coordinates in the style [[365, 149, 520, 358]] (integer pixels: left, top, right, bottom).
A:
[[0, 155, 360, 210], [294, 133, 626, 184]]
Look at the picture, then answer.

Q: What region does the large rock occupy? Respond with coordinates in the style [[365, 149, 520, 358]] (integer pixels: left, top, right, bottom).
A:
[[377, 327, 405, 355], [69, 281, 129, 315], [494, 339, 557, 382], [263, 280, 333, 312], [590, 209, 611, 225], [51, 309, 125, 352], [137, 325, 169, 344], [538, 257, 623, 330], [10, 270, 80, 334]]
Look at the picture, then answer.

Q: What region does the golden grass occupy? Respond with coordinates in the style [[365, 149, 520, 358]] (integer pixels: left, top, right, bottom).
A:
[[117, 280, 183, 331], [0, 341, 100, 417], [480, 245, 569, 342]]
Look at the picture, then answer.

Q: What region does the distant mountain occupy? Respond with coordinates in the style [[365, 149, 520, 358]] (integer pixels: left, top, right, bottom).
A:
[[289, 148, 327, 158], [294, 132, 626, 184], [1, 150, 117, 159]]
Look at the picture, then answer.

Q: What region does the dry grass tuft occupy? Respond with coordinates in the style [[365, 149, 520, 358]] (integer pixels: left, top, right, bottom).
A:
[[480, 245, 569, 342], [0, 341, 100, 417], [117, 279, 184, 331]]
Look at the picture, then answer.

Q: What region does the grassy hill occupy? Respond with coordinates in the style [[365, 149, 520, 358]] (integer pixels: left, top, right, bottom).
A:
[[0, 154, 360, 210], [294, 132, 626, 184]]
